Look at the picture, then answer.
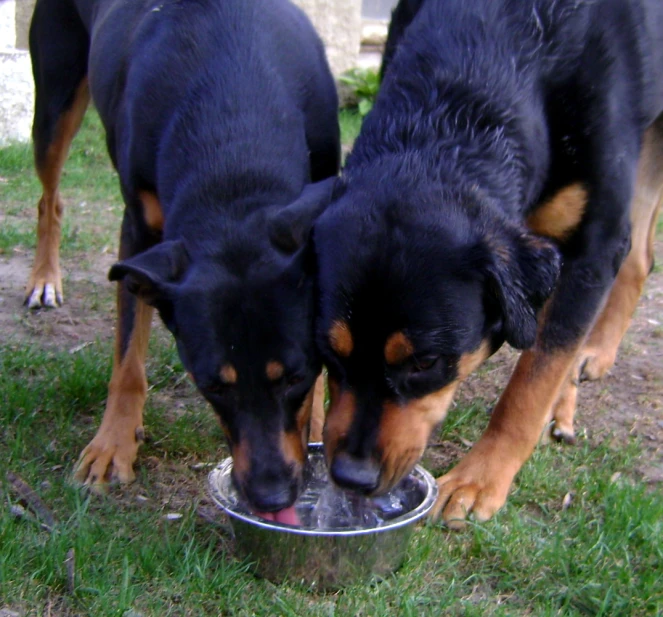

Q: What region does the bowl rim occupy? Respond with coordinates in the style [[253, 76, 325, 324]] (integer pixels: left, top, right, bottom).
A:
[[208, 444, 439, 537]]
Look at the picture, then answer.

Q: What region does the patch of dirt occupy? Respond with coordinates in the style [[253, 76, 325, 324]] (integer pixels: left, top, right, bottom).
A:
[[0, 249, 118, 349]]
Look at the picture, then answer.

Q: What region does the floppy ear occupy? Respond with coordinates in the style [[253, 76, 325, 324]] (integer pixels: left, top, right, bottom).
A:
[[483, 231, 561, 349], [108, 240, 189, 305], [268, 177, 337, 253]]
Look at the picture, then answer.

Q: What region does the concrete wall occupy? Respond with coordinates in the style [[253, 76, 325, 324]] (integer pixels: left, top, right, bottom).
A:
[[293, 0, 362, 76], [15, 0, 36, 50], [0, 0, 33, 145]]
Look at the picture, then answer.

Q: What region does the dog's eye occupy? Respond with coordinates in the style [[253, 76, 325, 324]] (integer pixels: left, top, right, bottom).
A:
[[287, 374, 306, 388], [412, 356, 440, 372], [204, 381, 231, 395]]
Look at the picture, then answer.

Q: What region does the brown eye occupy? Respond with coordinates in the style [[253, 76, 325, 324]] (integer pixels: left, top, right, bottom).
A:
[[413, 356, 439, 372], [287, 374, 305, 387]]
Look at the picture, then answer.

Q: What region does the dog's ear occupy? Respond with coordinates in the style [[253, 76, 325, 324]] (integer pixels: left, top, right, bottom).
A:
[[108, 240, 189, 305], [269, 177, 337, 253], [480, 230, 561, 349]]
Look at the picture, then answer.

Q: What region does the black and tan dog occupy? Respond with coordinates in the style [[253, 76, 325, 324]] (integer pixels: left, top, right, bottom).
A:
[[26, 0, 339, 522], [313, 0, 663, 527]]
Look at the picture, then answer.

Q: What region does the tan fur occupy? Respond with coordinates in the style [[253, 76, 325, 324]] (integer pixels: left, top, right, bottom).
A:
[[309, 373, 326, 443], [74, 298, 154, 490], [220, 364, 238, 384], [265, 360, 285, 382], [138, 190, 164, 232], [323, 377, 356, 463], [329, 320, 354, 357], [550, 122, 663, 440], [433, 346, 580, 528], [384, 331, 414, 365], [281, 386, 315, 469], [377, 384, 458, 493], [527, 183, 588, 240]]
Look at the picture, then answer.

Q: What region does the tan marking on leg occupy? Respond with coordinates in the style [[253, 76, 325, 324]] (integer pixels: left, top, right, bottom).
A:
[[432, 346, 580, 528], [220, 364, 238, 384], [550, 373, 578, 445], [266, 361, 284, 382], [329, 320, 353, 357], [579, 125, 663, 380], [309, 373, 326, 443], [74, 298, 154, 490], [527, 183, 587, 240], [384, 331, 414, 365], [27, 79, 90, 308], [138, 190, 164, 232]]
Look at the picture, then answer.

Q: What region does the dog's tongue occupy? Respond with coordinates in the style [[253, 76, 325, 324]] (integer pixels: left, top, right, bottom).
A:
[[254, 506, 300, 526]]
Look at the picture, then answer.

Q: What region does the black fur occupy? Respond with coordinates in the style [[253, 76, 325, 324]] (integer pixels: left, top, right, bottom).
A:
[[31, 0, 339, 512], [314, 0, 663, 488]]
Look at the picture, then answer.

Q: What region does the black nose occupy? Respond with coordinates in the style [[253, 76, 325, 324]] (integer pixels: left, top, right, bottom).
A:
[[243, 482, 296, 512], [330, 451, 380, 493]]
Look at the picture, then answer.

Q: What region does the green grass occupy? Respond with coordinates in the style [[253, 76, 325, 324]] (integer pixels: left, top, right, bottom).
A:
[[339, 109, 364, 148], [1, 108, 662, 616], [1, 343, 661, 616]]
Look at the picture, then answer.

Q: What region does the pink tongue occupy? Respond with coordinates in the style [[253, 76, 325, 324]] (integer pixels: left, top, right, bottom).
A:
[[254, 506, 300, 526]]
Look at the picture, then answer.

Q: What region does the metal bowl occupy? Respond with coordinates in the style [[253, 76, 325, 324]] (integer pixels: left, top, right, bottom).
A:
[[208, 444, 438, 590]]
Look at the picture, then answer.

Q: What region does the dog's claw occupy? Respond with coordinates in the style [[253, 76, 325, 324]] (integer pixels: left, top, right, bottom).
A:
[[74, 432, 139, 490], [26, 282, 62, 309], [551, 424, 576, 445]]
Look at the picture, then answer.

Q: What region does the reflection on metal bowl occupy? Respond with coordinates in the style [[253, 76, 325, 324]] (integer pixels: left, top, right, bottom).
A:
[[208, 443, 438, 590]]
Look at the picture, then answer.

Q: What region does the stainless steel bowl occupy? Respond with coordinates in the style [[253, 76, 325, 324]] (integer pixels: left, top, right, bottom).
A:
[[208, 444, 438, 590]]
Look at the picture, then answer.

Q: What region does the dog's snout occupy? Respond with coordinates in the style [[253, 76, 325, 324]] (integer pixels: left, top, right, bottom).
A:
[[330, 451, 380, 493], [242, 476, 298, 513]]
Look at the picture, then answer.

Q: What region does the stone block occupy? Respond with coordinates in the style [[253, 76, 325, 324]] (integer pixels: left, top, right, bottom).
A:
[[0, 49, 34, 145]]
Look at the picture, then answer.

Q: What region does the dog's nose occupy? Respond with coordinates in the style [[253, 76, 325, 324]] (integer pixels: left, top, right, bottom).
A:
[[243, 479, 297, 513], [330, 451, 380, 493]]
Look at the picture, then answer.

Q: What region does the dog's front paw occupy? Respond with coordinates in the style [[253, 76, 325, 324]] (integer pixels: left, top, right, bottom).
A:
[[429, 448, 516, 529], [73, 423, 144, 492]]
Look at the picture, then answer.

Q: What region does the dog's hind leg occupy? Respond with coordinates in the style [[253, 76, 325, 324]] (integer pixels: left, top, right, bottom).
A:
[[26, 0, 90, 308], [550, 117, 663, 443], [578, 119, 663, 380]]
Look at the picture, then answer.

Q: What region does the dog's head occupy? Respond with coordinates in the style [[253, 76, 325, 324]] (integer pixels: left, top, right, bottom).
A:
[[109, 179, 335, 518], [313, 177, 560, 495]]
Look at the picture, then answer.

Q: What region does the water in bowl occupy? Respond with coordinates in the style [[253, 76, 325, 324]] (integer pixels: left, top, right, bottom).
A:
[[219, 450, 426, 530], [295, 451, 424, 530]]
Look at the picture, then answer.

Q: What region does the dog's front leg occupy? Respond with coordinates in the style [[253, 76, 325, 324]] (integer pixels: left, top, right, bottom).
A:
[[74, 215, 155, 491], [431, 346, 580, 528]]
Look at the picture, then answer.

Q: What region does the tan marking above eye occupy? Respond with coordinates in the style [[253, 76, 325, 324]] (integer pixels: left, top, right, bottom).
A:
[[329, 320, 354, 357], [527, 183, 587, 240], [220, 363, 238, 384], [266, 360, 285, 381], [384, 331, 414, 365]]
